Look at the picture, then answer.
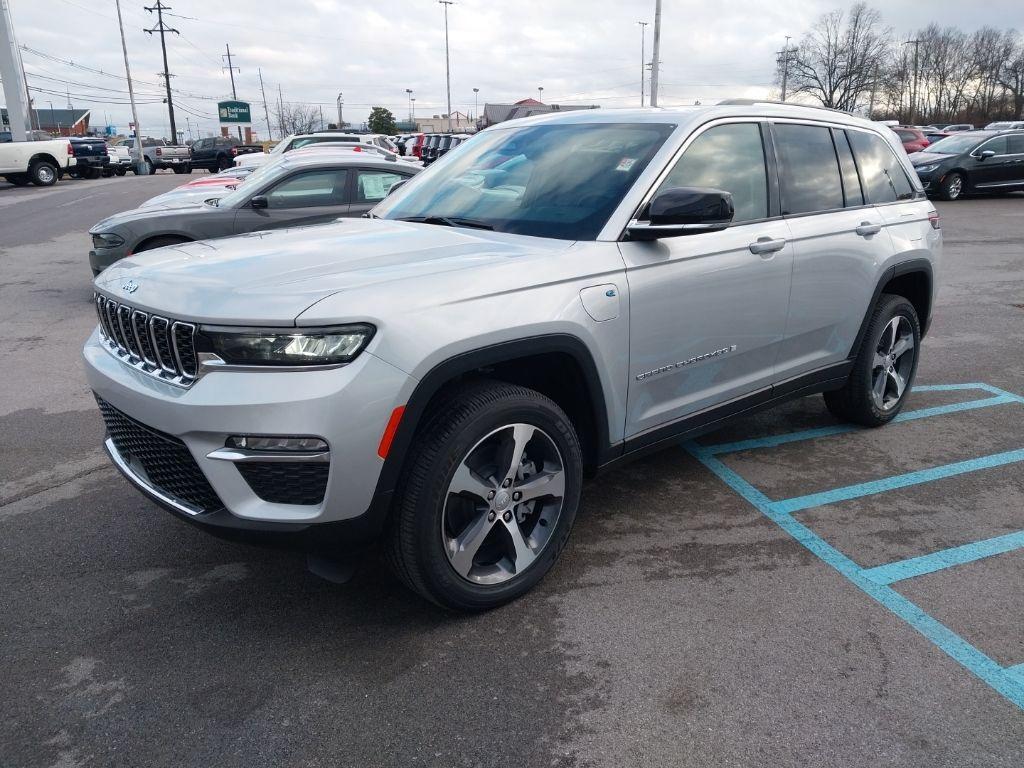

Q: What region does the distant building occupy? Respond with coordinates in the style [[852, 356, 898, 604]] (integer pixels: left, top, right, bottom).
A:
[[416, 110, 475, 133], [480, 98, 599, 128], [1, 107, 92, 136]]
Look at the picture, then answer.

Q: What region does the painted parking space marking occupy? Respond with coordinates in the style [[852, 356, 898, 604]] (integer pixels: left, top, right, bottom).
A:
[[862, 530, 1024, 586], [684, 383, 1024, 711]]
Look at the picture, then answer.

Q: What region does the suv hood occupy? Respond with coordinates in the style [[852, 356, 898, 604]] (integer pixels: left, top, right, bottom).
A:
[[93, 218, 570, 325]]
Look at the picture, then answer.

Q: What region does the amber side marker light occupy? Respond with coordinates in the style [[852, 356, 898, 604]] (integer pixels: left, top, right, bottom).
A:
[[378, 406, 406, 459]]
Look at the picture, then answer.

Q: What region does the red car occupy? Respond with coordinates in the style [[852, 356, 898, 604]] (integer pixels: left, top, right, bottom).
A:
[[892, 126, 930, 153]]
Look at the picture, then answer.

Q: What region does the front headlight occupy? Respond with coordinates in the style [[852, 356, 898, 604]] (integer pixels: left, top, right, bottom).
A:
[[196, 324, 375, 366], [92, 232, 125, 248], [915, 164, 940, 174]]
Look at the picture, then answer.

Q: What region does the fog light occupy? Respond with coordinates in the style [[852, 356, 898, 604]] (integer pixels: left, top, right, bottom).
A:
[[226, 435, 328, 452]]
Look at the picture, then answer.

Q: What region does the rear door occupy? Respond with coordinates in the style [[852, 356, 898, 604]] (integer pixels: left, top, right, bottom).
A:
[[231, 167, 350, 233], [348, 168, 414, 217], [771, 123, 893, 381], [1006, 134, 1024, 185]]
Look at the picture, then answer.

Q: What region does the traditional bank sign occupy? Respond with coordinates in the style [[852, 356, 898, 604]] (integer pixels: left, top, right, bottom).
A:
[[218, 100, 251, 125]]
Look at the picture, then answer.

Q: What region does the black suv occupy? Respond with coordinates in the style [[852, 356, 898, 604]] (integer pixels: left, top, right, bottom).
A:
[[909, 130, 1024, 200], [190, 136, 263, 172]]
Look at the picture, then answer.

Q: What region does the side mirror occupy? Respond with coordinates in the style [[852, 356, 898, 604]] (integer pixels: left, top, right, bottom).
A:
[[249, 194, 269, 209], [627, 187, 734, 241], [974, 149, 996, 161]]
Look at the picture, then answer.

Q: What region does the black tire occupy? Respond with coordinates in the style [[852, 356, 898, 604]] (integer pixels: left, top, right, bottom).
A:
[[939, 171, 965, 201], [384, 380, 583, 611], [115, 167, 127, 177], [84, 167, 102, 180], [6, 174, 31, 187], [134, 235, 190, 253], [29, 160, 59, 186], [824, 293, 921, 427], [146, 159, 156, 175], [172, 166, 186, 174]]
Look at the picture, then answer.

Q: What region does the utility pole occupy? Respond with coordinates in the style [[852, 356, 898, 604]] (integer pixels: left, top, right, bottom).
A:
[[115, 0, 145, 172], [439, 0, 453, 132], [277, 83, 285, 138], [222, 43, 242, 140], [650, 0, 662, 107], [258, 68, 273, 140], [319, 104, 324, 131], [144, 0, 179, 142], [904, 39, 921, 124], [778, 36, 793, 102], [638, 21, 648, 107], [336, 91, 344, 129]]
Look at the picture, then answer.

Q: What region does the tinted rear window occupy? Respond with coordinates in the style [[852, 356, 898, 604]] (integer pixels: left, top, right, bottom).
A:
[[774, 123, 844, 214], [847, 130, 915, 203]]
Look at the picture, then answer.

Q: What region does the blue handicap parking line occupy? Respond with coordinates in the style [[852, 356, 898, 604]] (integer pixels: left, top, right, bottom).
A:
[[770, 448, 1024, 515], [683, 382, 1024, 711], [863, 530, 1024, 586]]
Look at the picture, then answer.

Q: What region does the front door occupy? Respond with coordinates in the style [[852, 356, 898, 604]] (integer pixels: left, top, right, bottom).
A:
[[232, 167, 350, 234], [620, 121, 793, 439]]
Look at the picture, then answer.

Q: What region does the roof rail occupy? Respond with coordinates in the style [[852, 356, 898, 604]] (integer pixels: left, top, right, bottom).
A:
[[716, 98, 852, 116]]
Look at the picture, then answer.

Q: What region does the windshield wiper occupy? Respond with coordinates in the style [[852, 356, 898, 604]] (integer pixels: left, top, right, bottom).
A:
[[396, 215, 494, 231]]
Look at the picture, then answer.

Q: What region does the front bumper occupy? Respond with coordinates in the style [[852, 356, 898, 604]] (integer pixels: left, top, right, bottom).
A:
[[89, 245, 128, 275], [83, 328, 412, 535]]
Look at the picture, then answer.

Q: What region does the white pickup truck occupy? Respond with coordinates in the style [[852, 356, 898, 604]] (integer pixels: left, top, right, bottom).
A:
[[0, 138, 76, 186], [120, 137, 192, 173]]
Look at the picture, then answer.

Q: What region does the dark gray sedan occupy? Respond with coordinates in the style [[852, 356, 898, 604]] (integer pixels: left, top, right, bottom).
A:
[[88, 153, 420, 275]]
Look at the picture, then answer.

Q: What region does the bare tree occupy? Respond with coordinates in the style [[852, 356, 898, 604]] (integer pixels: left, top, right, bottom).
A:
[[997, 31, 1024, 119], [785, 3, 892, 112], [273, 103, 321, 136]]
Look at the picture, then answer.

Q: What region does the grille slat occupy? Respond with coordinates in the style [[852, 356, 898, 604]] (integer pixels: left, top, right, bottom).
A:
[[92, 295, 198, 387], [96, 396, 223, 513]]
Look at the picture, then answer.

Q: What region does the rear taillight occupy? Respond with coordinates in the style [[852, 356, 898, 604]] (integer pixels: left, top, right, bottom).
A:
[[929, 211, 940, 230], [67, 143, 74, 156], [155, 147, 162, 156]]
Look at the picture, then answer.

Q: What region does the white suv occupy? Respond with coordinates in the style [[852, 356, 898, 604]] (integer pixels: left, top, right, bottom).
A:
[[85, 102, 940, 610]]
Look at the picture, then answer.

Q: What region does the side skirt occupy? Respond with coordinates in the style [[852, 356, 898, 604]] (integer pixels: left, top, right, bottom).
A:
[[599, 361, 852, 474]]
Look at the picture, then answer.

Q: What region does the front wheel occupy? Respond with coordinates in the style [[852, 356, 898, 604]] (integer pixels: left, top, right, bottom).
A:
[[939, 172, 965, 201], [824, 293, 920, 426], [384, 380, 582, 611]]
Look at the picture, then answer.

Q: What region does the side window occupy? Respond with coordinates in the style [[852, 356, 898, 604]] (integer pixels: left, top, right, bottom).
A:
[[773, 123, 844, 214], [847, 130, 915, 203], [835, 130, 864, 207], [1008, 134, 1024, 155], [355, 170, 408, 203], [656, 123, 768, 223], [979, 136, 1009, 156], [263, 169, 348, 209]]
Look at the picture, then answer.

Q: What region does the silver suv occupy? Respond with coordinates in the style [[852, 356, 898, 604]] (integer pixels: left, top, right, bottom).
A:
[[84, 102, 940, 610]]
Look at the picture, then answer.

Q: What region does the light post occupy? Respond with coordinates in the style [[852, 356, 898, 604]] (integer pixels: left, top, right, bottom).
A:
[[411, 97, 416, 125], [336, 91, 344, 128], [473, 87, 479, 124], [637, 21, 648, 107], [405, 88, 413, 124], [538, 86, 543, 103], [439, 0, 453, 132]]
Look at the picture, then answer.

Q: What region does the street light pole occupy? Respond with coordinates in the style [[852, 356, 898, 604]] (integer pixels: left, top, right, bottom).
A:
[[439, 0, 454, 132], [650, 0, 662, 107], [473, 87, 479, 123], [411, 97, 416, 124], [538, 86, 543, 103], [336, 91, 344, 128], [405, 88, 413, 124], [638, 21, 648, 107]]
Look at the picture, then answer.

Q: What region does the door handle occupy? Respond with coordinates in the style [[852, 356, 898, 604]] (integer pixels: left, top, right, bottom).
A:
[[855, 222, 882, 237], [748, 237, 786, 255]]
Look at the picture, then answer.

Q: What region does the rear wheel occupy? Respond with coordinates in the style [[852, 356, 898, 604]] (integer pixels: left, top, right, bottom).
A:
[[29, 160, 59, 186], [115, 167, 127, 177], [939, 172, 964, 200], [145, 158, 156, 175], [824, 293, 920, 426], [385, 380, 582, 611]]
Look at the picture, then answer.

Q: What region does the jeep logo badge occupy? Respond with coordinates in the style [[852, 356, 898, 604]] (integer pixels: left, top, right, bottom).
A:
[[121, 280, 139, 294]]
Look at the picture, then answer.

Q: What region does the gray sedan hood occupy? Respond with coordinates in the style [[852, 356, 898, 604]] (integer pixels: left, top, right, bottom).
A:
[[93, 217, 568, 325]]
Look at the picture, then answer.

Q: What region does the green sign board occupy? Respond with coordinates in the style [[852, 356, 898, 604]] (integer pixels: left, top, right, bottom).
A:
[[218, 100, 252, 125]]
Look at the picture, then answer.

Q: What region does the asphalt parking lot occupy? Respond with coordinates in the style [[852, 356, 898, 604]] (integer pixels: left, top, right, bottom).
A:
[[2, 174, 1023, 767]]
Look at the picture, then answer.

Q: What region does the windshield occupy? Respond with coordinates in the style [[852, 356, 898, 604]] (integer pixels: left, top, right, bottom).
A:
[[376, 122, 675, 240], [922, 134, 985, 154]]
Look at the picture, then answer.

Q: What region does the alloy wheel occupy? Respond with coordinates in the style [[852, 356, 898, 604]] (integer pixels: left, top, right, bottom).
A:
[[37, 165, 55, 184], [442, 423, 566, 585], [947, 175, 963, 199], [871, 315, 915, 411]]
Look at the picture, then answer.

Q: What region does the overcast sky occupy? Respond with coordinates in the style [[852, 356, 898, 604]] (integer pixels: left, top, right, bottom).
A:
[[7, 0, 1023, 140]]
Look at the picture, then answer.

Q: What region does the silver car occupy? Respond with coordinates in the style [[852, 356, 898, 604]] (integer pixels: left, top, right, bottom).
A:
[[88, 153, 420, 275], [84, 103, 940, 610]]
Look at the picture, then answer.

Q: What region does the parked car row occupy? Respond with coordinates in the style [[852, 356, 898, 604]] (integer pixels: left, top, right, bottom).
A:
[[420, 133, 472, 166]]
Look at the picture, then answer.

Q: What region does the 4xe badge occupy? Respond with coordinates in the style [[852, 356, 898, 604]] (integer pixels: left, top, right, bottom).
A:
[[121, 280, 139, 294]]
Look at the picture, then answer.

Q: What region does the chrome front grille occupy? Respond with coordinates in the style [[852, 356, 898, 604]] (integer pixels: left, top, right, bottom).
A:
[[94, 293, 197, 387]]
